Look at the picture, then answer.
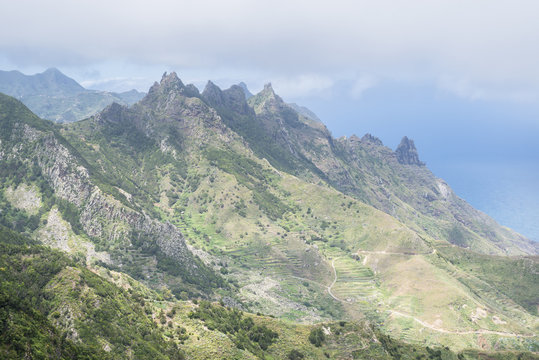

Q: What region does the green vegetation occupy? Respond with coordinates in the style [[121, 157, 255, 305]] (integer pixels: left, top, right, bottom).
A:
[[437, 244, 539, 315], [309, 327, 326, 347], [205, 147, 290, 219], [0, 226, 183, 359], [1, 78, 537, 359], [189, 301, 278, 357]]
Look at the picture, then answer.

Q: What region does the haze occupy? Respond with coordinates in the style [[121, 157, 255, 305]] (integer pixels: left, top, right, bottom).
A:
[[0, 0, 538, 240]]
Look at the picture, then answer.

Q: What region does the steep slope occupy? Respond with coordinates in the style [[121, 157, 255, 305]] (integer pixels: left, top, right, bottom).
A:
[[56, 74, 538, 351], [0, 92, 223, 299], [237, 85, 536, 256], [0, 68, 144, 122], [0, 226, 184, 359], [1, 74, 537, 353]]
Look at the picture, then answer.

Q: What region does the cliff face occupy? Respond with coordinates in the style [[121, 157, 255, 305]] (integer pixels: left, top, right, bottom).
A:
[[0, 93, 219, 295]]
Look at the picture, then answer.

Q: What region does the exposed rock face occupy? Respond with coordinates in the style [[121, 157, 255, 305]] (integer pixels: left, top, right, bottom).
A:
[[202, 81, 253, 116], [395, 136, 424, 166], [0, 96, 205, 282], [361, 133, 384, 146]]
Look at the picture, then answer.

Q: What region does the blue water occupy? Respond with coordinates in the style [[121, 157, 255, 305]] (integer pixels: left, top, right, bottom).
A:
[[428, 160, 539, 243]]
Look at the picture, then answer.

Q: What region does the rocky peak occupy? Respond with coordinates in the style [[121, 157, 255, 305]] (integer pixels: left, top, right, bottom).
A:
[[201, 80, 224, 106], [361, 133, 384, 146], [238, 82, 253, 99], [261, 83, 276, 97], [223, 85, 253, 115], [202, 81, 253, 116], [184, 84, 200, 97], [159, 71, 185, 91], [249, 82, 285, 113], [146, 72, 186, 98], [395, 136, 424, 165], [349, 134, 361, 143], [95, 102, 129, 124], [140, 72, 200, 109]]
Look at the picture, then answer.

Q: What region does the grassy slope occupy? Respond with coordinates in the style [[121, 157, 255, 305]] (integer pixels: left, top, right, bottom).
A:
[[6, 225, 517, 360], [0, 226, 182, 360], [56, 87, 538, 351], [1, 88, 537, 353]]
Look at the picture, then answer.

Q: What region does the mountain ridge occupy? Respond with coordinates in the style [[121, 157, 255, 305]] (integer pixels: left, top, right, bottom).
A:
[[0, 73, 537, 356], [0, 68, 145, 122]]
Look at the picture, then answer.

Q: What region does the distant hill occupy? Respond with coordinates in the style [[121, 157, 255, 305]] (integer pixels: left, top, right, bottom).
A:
[[0, 68, 145, 122]]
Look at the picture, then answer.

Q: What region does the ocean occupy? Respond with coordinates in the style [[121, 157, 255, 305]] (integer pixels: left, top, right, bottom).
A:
[[429, 160, 539, 243]]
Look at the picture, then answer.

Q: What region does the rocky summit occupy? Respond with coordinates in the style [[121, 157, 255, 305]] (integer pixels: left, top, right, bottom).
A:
[[395, 136, 424, 166], [0, 73, 537, 360]]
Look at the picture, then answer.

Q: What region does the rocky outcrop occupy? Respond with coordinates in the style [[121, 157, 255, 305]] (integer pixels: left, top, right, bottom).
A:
[[238, 82, 253, 99], [1, 104, 200, 274], [202, 81, 254, 117], [395, 136, 424, 166], [361, 133, 384, 146]]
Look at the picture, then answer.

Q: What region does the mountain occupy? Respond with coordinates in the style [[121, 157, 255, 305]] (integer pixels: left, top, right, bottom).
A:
[[239, 83, 536, 256], [0, 68, 145, 122], [0, 73, 537, 357]]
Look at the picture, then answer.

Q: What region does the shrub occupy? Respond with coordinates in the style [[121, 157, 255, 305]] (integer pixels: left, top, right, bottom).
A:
[[288, 349, 305, 360], [309, 327, 325, 347]]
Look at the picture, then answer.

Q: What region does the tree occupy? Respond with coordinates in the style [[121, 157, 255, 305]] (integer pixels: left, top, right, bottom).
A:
[[308, 327, 325, 347]]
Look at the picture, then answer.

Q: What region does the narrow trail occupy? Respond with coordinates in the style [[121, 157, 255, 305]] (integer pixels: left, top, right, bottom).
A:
[[328, 249, 535, 338], [327, 257, 343, 302], [388, 310, 536, 338], [356, 248, 436, 256]]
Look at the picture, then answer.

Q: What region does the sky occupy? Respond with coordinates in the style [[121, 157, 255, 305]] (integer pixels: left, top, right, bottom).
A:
[[0, 0, 538, 239]]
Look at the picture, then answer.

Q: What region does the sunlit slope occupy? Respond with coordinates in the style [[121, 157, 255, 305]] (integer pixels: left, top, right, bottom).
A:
[[58, 75, 539, 350], [2, 72, 537, 353]]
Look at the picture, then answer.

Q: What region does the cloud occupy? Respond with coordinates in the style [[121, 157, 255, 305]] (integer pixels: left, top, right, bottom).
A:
[[1, 0, 538, 100], [80, 77, 148, 92], [271, 74, 335, 98], [349, 75, 377, 99]]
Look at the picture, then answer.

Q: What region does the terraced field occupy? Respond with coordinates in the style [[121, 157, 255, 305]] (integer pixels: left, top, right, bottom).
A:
[[330, 256, 380, 305]]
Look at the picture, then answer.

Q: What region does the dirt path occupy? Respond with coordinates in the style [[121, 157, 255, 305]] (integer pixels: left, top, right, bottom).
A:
[[388, 310, 535, 337], [327, 258, 343, 302], [343, 249, 534, 338], [356, 249, 436, 256]]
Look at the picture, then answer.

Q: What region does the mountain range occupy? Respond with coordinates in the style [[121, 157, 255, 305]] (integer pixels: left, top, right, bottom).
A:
[[0, 71, 537, 359], [0, 68, 145, 122]]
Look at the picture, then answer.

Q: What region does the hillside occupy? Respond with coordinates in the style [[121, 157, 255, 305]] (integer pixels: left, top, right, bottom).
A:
[[0, 68, 144, 122], [2, 225, 537, 360], [0, 73, 537, 357]]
